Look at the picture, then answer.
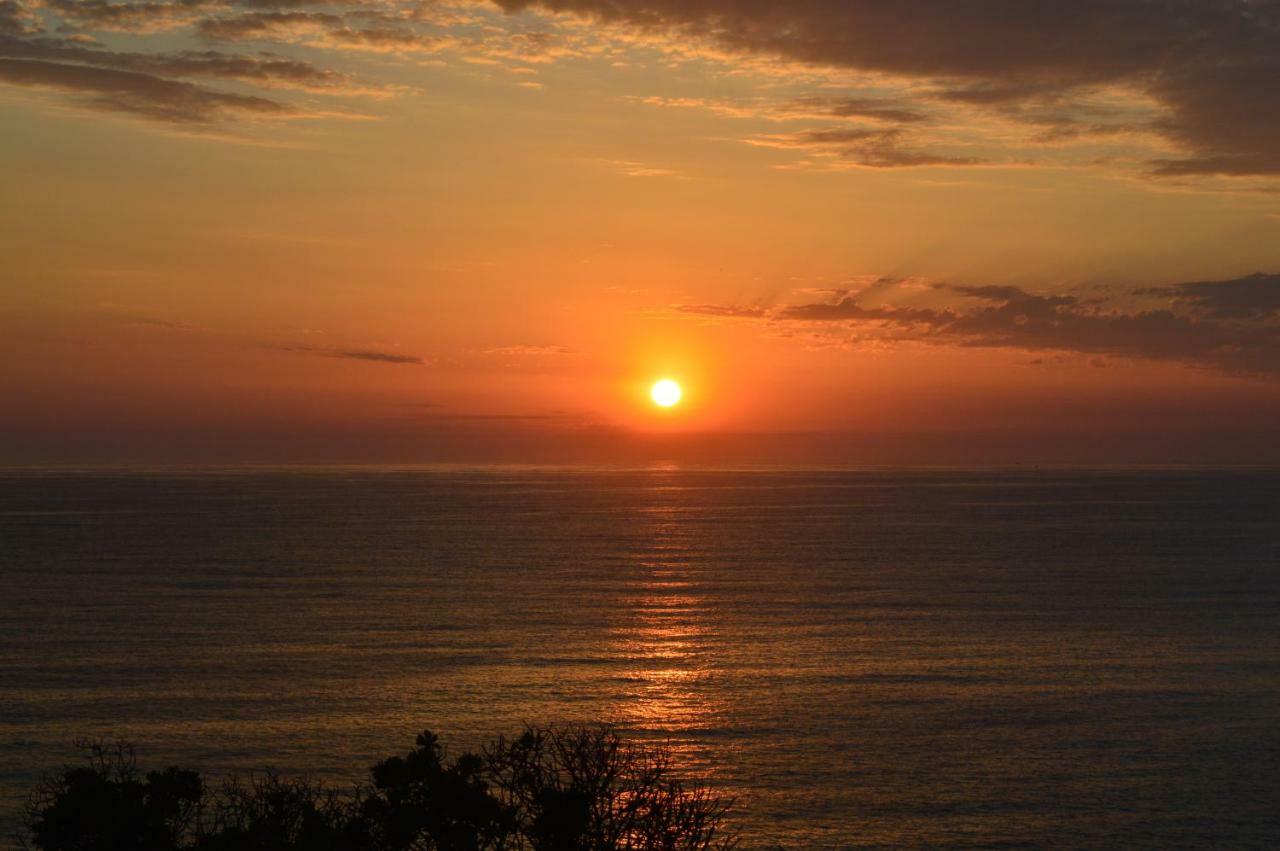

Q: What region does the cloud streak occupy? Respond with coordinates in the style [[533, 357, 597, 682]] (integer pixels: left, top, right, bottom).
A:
[[677, 273, 1280, 378], [497, 0, 1280, 176], [674, 303, 769, 319], [0, 0, 388, 127], [747, 127, 982, 168], [195, 10, 444, 53], [0, 56, 293, 122], [1139, 273, 1280, 321], [273, 343, 427, 364], [0, 0, 1274, 179], [0, 35, 362, 92]]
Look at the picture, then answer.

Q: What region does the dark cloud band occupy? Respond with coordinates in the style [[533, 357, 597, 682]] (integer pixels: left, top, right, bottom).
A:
[[0, 56, 291, 122], [497, 0, 1280, 176], [679, 273, 1280, 378]]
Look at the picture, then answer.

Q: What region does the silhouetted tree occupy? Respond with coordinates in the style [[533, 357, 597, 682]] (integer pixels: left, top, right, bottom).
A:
[[483, 726, 735, 851], [355, 731, 517, 850], [24, 741, 203, 851], [22, 727, 738, 851], [198, 772, 353, 851]]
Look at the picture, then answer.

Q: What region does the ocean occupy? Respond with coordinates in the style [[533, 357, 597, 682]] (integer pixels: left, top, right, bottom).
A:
[[2, 468, 1278, 847]]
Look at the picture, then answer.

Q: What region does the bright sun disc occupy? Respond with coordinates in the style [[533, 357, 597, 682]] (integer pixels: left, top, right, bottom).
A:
[[650, 379, 682, 408]]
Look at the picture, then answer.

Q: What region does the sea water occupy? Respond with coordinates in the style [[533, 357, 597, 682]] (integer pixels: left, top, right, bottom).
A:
[[2, 468, 1278, 847]]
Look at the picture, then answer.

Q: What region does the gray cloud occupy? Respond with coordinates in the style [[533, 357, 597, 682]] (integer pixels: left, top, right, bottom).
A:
[[673, 303, 768, 319], [0, 35, 358, 92], [40, 0, 349, 32], [336, 348, 426, 364], [101, 314, 430, 364], [42, 0, 219, 31], [496, 0, 1280, 176], [421, 412, 582, 421], [684, 273, 1280, 378], [787, 95, 927, 124], [780, 298, 943, 325], [0, 0, 41, 36], [482, 344, 579, 355], [4, 0, 1275, 173], [274, 343, 427, 364], [751, 126, 983, 168], [1139, 272, 1280, 320], [0, 0, 385, 126], [196, 10, 341, 40], [195, 10, 440, 52], [0, 56, 292, 122]]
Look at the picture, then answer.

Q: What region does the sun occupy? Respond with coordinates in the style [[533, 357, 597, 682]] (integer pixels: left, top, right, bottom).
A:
[[650, 378, 682, 408]]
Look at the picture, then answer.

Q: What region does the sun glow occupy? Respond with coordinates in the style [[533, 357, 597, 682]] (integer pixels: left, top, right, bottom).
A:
[[650, 379, 682, 408]]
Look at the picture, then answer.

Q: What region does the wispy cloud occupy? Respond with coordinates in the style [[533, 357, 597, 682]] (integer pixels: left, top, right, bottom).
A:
[[101, 310, 432, 364], [673, 303, 769, 319], [0, 35, 373, 92], [785, 95, 928, 125], [482, 344, 578, 355], [597, 158, 682, 177], [1138, 273, 1280, 320], [673, 273, 1280, 378], [0, 56, 294, 122], [746, 127, 983, 168], [499, 0, 1280, 178], [0, 0, 1276, 180], [272, 343, 427, 364], [195, 10, 447, 54]]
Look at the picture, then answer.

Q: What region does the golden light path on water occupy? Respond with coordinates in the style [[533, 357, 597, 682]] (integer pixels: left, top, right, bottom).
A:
[[609, 466, 724, 776]]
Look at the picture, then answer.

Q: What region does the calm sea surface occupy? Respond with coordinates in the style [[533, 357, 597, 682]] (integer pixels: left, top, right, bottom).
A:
[[1, 468, 1278, 848]]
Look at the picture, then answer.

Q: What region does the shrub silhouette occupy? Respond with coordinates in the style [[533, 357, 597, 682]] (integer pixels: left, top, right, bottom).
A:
[[199, 772, 355, 851], [483, 727, 733, 851], [22, 726, 738, 851], [24, 741, 204, 851], [357, 731, 517, 850]]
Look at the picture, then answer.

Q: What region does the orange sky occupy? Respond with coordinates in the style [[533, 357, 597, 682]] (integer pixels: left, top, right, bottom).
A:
[[2, 0, 1279, 464]]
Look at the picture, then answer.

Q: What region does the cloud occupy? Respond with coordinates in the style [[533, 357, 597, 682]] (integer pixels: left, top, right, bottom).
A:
[[779, 297, 943, 324], [1139, 272, 1280, 320], [495, 0, 1280, 176], [119, 314, 200, 330], [4, 0, 1276, 176], [0, 35, 364, 93], [274, 343, 427, 364], [674, 303, 768, 319], [0, 56, 293, 122], [420, 412, 583, 421], [89, 307, 429, 364], [0, 1, 397, 128], [786, 96, 926, 124], [482, 344, 578, 355], [41, 0, 219, 33], [195, 10, 444, 54], [747, 127, 982, 168], [596, 158, 681, 177], [625, 94, 756, 119], [335, 348, 426, 364], [677, 273, 1280, 378], [631, 93, 975, 168], [0, 0, 42, 36]]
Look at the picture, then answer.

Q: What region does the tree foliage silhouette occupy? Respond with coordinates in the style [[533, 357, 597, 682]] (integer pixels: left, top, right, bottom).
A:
[[22, 726, 738, 851], [25, 741, 204, 851]]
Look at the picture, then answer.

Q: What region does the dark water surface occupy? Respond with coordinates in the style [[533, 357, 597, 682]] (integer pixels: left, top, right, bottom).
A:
[[2, 468, 1278, 848]]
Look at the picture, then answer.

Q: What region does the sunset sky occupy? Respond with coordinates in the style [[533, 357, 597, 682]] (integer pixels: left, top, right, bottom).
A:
[[3, 0, 1279, 464]]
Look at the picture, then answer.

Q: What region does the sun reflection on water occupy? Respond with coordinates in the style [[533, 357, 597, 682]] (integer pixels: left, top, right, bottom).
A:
[[608, 472, 724, 775]]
